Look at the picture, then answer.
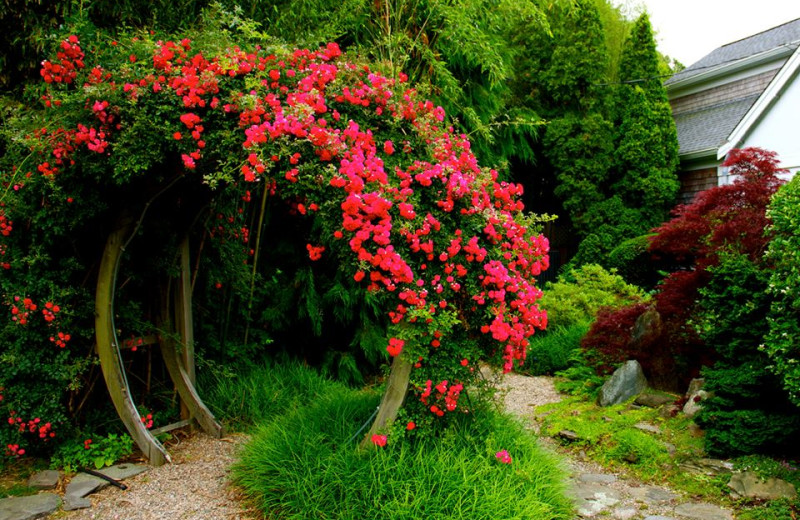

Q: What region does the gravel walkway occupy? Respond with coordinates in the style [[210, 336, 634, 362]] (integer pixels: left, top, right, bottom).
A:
[[60, 432, 257, 520], [52, 373, 732, 520]]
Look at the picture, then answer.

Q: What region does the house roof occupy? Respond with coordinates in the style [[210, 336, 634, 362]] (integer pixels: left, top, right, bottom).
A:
[[667, 17, 800, 85], [673, 95, 759, 156]]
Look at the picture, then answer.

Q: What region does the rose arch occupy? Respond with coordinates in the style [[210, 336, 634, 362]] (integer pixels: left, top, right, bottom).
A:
[[0, 28, 548, 462]]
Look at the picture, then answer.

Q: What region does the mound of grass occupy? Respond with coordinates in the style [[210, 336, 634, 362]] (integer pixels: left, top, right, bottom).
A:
[[199, 360, 345, 431], [234, 384, 573, 520]]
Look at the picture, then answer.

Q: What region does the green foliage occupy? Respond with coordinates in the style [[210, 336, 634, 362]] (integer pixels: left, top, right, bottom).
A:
[[524, 323, 590, 376], [199, 360, 345, 432], [606, 233, 659, 288], [537, 397, 704, 482], [695, 253, 800, 457], [234, 383, 573, 520], [539, 263, 649, 328], [764, 175, 800, 407], [545, 113, 614, 232], [50, 433, 133, 473]]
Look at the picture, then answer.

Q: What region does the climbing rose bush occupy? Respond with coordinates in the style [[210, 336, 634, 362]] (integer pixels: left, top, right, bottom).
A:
[[0, 27, 549, 454]]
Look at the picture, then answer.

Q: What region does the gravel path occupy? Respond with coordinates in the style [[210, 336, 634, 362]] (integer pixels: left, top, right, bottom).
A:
[[52, 373, 732, 520], [60, 432, 257, 520]]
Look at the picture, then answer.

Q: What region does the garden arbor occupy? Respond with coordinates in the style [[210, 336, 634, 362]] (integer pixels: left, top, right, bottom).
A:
[[0, 27, 548, 461], [95, 213, 223, 465]]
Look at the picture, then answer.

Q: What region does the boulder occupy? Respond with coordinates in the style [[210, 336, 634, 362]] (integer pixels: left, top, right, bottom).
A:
[[683, 378, 710, 418], [728, 471, 797, 500], [597, 360, 648, 407]]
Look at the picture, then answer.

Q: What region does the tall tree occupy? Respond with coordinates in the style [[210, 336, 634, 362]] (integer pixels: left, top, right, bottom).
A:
[[571, 12, 679, 266]]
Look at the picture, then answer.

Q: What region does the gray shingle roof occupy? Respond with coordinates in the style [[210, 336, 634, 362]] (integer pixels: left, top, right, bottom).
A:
[[667, 18, 800, 84], [673, 94, 759, 155]]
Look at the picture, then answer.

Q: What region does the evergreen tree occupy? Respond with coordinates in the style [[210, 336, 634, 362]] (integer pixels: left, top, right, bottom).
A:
[[571, 12, 679, 266]]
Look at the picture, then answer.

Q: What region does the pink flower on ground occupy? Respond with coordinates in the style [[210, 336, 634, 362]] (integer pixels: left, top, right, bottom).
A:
[[495, 450, 512, 464], [371, 434, 387, 447]]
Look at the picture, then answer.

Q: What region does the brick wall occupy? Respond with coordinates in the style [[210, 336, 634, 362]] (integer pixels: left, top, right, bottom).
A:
[[670, 70, 778, 114], [678, 167, 718, 204]]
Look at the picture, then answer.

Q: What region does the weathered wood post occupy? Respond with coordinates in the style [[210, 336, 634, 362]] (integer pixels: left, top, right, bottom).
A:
[[95, 215, 170, 465]]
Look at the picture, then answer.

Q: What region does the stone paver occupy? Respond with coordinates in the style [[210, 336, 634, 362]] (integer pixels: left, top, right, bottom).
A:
[[0, 493, 60, 520], [26, 471, 60, 491], [674, 502, 733, 520]]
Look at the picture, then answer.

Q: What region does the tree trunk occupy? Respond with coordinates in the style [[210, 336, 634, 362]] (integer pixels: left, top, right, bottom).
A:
[[361, 354, 412, 448]]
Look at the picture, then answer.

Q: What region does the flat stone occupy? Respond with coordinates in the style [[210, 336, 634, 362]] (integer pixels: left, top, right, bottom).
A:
[[634, 422, 661, 435], [728, 471, 797, 500], [62, 496, 92, 511], [612, 507, 638, 519], [630, 485, 678, 504], [571, 483, 621, 517], [64, 473, 108, 500], [578, 473, 617, 484], [643, 516, 677, 520], [635, 392, 677, 408], [26, 470, 60, 490], [0, 493, 60, 520], [98, 463, 148, 481], [679, 458, 733, 476], [674, 502, 733, 520]]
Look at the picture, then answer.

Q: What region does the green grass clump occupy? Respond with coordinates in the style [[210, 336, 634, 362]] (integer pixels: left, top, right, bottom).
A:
[[199, 360, 345, 431], [234, 385, 573, 520], [524, 323, 591, 376]]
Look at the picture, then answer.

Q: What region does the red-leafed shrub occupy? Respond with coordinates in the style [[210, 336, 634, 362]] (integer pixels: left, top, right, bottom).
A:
[[582, 148, 785, 391]]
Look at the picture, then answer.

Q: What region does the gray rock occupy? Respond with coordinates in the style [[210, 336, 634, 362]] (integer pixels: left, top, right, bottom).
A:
[[612, 508, 638, 519], [634, 422, 661, 435], [578, 473, 617, 484], [100, 463, 148, 481], [643, 516, 677, 520], [635, 392, 677, 408], [683, 379, 711, 418], [570, 483, 621, 517], [629, 485, 678, 504], [686, 378, 705, 396], [26, 471, 60, 490], [558, 429, 581, 442], [631, 307, 662, 348], [728, 471, 797, 500], [674, 502, 733, 520], [679, 458, 733, 476], [598, 360, 648, 407], [62, 497, 92, 511], [64, 473, 108, 500], [0, 493, 60, 520]]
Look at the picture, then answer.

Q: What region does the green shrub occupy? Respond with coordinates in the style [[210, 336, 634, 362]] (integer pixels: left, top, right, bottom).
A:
[[234, 386, 573, 520], [764, 175, 800, 407], [50, 433, 133, 473], [695, 253, 800, 457], [539, 264, 648, 329], [524, 322, 590, 376], [607, 233, 660, 289]]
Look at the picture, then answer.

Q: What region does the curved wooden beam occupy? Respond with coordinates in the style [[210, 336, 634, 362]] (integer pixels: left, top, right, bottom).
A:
[[159, 240, 224, 438], [95, 216, 170, 466]]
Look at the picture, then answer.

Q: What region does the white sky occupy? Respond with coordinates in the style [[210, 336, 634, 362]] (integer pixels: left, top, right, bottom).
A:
[[617, 1, 800, 66]]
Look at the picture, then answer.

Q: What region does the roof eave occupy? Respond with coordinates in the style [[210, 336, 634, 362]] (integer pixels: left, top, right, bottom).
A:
[[667, 43, 797, 95], [718, 45, 800, 159], [680, 147, 719, 163]]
